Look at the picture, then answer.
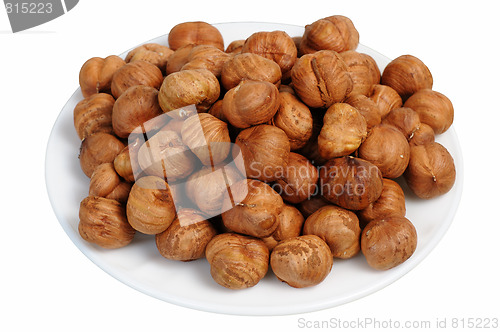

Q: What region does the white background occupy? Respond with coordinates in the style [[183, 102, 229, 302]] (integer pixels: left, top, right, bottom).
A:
[[1, 0, 498, 331]]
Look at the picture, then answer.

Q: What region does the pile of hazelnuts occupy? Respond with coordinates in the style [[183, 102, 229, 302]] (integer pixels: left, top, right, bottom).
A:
[[74, 15, 456, 290]]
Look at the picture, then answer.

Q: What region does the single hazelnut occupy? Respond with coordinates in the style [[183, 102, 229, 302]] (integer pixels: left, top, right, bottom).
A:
[[382, 107, 421, 140], [339, 51, 381, 96], [207, 100, 226, 122], [168, 21, 224, 51], [274, 152, 319, 204], [318, 103, 367, 160], [79, 132, 125, 178], [79, 55, 126, 98], [233, 125, 290, 182], [298, 195, 331, 219], [126, 175, 177, 234], [158, 69, 220, 117], [408, 122, 435, 146], [320, 156, 383, 210], [73, 93, 115, 140], [403, 89, 454, 134], [180, 113, 231, 166], [165, 44, 195, 75], [155, 209, 217, 261], [361, 216, 417, 270], [221, 53, 282, 90], [300, 15, 359, 54], [113, 138, 141, 183], [180, 45, 233, 78], [367, 84, 403, 119], [262, 204, 305, 251], [381, 54, 433, 101], [205, 233, 269, 289], [89, 163, 132, 203], [270, 235, 333, 288], [357, 123, 410, 178], [110, 60, 163, 99], [241, 30, 297, 73], [221, 179, 284, 238], [78, 196, 135, 249], [272, 91, 313, 150], [225, 39, 245, 54], [303, 205, 361, 259], [185, 163, 244, 216], [358, 178, 406, 228], [112, 85, 163, 138], [125, 43, 174, 73], [344, 94, 382, 130], [222, 80, 280, 129], [291, 50, 353, 108], [404, 142, 456, 199]]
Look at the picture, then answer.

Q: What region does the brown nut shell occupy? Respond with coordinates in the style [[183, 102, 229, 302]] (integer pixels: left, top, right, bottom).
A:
[[320, 156, 383, 210], [205, 233, 269, 289], [404, 89, 454, 134], [225, 40, 245, 54], [300, 15, 359, 54], [361, 216, 417, 270], [270, 235, 333, 288], [221, 179, 284, 238], [166, 44, 196, 75], [168, 21, 224, 51], [303, 205, 361, 259], [78, 196, 135, 249], [79, 132, 125, 178], [381, 54, 433, 101], [155, 209, 217, 261], [298, 196, 331, 219], [221, 53, 282, 90], [339, 51, 381, 96], [382, 107, 421, 140], [408, 122, 435, 146], [79, 55, 126, 98], [367, 84, 403, 119], [404, 142, 456, 199], [357, 124, 410, 178], [113, 140, 140, 183], [125, 43, 174, 72], [74, 93, 115, 140], [180, 45, 232, 78], [344, 94, 382, 130], [110, 60, 163, 99], [89, 163, 131, 203], [126, 176, 177, 234], [262, 205, 305, 251]]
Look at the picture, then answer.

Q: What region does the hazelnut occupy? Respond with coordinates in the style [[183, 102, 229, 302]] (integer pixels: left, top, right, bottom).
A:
[[185, 163, 243, 216], [403, 89, 454, 134], [233, 125, 290, 182], [222, 80, 280, 129], [303, 205, 361, 259], [113, 139, 141, 183], [344, 94, 382, 130], [165, 44, 195, 75], [137, 130, 197, 181], [382, 107, 421, 140], [78, 196, 135, 249], [89, 163, 132, 204], [79, 55, 126, 98], [274, 152, 319, 204], [404, 142, 456, 199], [367, 84, 403, 119], [358, 178, 406, 228], [381, 54, 433, 101], [73, 93, 115, 140], [110, 60, 163, 99], [126, 175, 177, 234], [409, 122, 435, 146], [291, 50, 353, 108], [221, 179, 284, 238], [241, 30, 297, 73], [318, 103, 367, 160], [272, 91, 313, 150], [125, 43, 174, 73], [207, 100, 226, 122], [158, 69, 220, 117], [339, 51, 381, 96], [155, 209, 217, 261], [300, 15, 359, 54], [205, 233, 269, 289], [320, 156, 383, 210], [225, 39, 245, 54], [180, 113, 231, 166], [112, 85, 163, 138], [270, 235, 333, 288], [79, 132, 125, 178], [168, 21, 224, 51], [221, 53, 282, 90], [297, 110, 329, 166], [357, 123, 410, 178], [361, 216, 417, 270], [262, 204, 305, 250], [298, 195, 331, 219], [180, 45, 233, 78]]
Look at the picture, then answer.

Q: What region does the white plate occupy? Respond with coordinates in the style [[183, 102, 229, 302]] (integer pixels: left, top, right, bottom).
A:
[[45, 22, 464, 316]]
